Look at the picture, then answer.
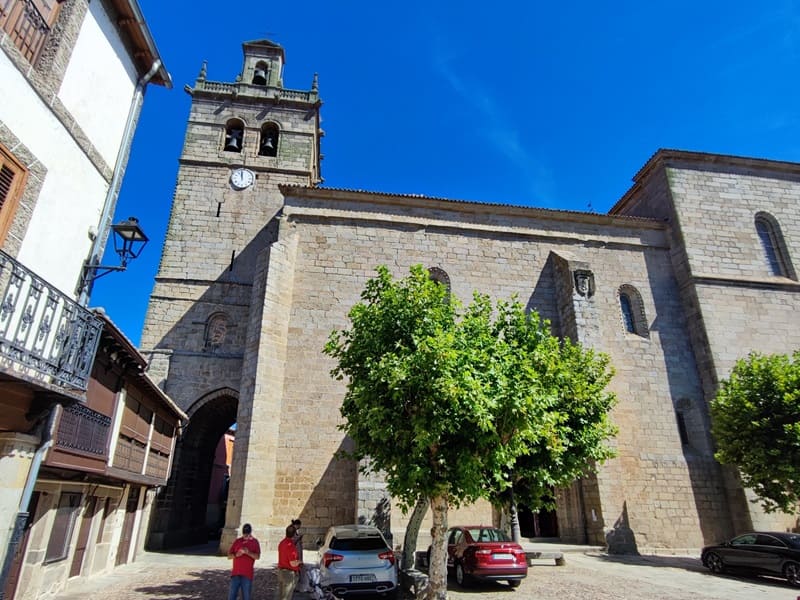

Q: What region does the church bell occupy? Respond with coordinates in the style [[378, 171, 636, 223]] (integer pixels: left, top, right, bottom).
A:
[[224, 132, 241, 152], [253, 68, 267, 85]]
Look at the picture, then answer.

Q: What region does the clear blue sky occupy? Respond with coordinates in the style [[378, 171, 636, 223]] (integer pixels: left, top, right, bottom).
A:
[[90, 0, 800, 345]]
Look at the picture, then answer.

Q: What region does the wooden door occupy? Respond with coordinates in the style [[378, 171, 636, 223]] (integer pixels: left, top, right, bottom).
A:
[[115, 488, 140, 566], [2, 492, 40, 600], [69, 496, 98, 577]]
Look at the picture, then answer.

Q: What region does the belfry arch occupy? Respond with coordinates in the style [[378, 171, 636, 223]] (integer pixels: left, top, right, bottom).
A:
[[147, 388, 238, 550]]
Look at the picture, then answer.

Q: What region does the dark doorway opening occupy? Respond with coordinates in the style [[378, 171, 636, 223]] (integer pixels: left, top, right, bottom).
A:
[[519, 504, 559, 539], [146, 392, 237, 550]]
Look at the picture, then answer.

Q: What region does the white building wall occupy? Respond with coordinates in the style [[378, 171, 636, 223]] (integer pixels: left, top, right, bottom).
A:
[[0, 1, 137, 299], [58, 0, 137, 166]]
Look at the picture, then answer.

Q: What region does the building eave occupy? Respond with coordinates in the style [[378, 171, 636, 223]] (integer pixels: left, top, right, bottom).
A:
[[110, 0, 172, 88], [280, 184, 665, 230]]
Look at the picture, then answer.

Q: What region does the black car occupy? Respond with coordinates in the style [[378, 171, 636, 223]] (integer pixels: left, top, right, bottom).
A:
[[701, 531, 800, 587]]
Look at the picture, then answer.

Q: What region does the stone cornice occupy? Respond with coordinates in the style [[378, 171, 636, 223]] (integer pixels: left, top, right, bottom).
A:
[[186, 79, 320, 108], [281, 186, 670, 250], [281, 185, 666, 228], [691, 273, 800, 292]]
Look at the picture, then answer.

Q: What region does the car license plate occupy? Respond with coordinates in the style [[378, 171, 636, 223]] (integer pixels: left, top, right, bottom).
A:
[[493, 553, 514, 561], [350, 574, 376, 583]]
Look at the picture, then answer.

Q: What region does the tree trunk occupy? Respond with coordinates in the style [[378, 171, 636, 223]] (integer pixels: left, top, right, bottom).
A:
[[426, 494, 449, 600], [509, 486, 521, 542], [402, 496, 429, 571]]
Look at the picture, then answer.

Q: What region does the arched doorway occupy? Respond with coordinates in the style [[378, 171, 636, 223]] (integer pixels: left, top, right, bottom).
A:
[[518, 504, 559, 539], [146, 389, 237, 549]]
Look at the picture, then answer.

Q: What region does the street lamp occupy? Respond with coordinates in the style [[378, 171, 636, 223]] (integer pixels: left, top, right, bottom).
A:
[[78, 217, 148, 300], [108, 216, 149, 269]]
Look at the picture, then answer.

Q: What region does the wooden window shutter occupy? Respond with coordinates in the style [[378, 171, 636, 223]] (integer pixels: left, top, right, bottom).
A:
[[1, 0, 63, 64], [0, 144, 26, 244]]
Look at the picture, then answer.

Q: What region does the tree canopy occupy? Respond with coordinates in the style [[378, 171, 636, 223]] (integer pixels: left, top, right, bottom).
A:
[[710, 350, 800, 514], [324, 265, 618, 598]]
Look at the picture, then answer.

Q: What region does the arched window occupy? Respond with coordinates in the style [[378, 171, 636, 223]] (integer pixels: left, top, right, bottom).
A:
[[619, 294, 635, 333], [223, 119, 244, 153], [259, 123, 279, 157], [428, 266, 451, 292], [253, 61, 269, 86], [754, 212, 794, 278], [618, 285, 648, 338]]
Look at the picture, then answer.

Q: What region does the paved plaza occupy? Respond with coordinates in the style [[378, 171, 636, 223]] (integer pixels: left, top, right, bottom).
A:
[[51, 544, 798, 600]]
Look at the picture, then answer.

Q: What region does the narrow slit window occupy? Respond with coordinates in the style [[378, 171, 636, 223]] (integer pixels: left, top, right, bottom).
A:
[[755, 215, 788, 277], [618, 285, 648, 338], [620, 294, 635, 333], [676, 411, 689, 446]]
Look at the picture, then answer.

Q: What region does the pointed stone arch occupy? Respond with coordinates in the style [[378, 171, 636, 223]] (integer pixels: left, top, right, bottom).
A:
[[146, 388, 239, 549]]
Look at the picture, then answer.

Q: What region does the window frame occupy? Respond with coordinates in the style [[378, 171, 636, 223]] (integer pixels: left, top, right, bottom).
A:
[[44, 491, 82, 563], [258, 122, 280, 157], [223, 119, 245, 153], [754, 212, 794, 279], [0, 143, 27, 245], [617, 285, 649, 338], [0, 0, 63, 65]]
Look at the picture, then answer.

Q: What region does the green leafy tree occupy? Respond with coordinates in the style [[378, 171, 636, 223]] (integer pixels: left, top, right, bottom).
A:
[[324, 265, 617, 599], [711, 351, 800, 514]]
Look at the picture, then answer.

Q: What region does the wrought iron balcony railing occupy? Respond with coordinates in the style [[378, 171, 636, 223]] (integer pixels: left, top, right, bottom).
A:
[[0, 250, 102, 394]]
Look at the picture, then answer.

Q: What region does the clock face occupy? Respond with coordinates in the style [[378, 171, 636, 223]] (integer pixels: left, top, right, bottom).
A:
[[230, 168, 255, 190]]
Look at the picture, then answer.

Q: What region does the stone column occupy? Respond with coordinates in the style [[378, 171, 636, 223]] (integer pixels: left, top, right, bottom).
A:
[[0, 433, 38, 561], [550, 251, 606, 546], [221, 222, 298, 551], [356, 458, 392, 545]]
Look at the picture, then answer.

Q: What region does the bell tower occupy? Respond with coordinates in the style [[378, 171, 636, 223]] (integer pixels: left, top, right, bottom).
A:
[[140, 40, 322, 550], [242, 39, 285, 87]]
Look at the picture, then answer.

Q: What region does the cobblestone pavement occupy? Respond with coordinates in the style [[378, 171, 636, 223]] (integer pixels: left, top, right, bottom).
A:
[[53, 546, 799, 600]]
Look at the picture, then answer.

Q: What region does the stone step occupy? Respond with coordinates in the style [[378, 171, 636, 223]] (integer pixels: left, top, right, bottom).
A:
[[525, 550, 566, 566]]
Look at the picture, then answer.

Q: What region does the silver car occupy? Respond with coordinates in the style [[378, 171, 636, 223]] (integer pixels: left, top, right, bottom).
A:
[[317, 524, 398, 597]]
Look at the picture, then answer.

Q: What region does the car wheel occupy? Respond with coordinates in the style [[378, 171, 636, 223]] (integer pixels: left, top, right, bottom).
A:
[[455, 562, 470, 587], [507, 579, 521, 588], [784, 561, 800, 587], [705, 551, 724, 574]]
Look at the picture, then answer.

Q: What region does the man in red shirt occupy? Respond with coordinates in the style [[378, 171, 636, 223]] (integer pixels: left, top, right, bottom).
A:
[[277, 524, 301, 600], [227, 523, 261, 600]]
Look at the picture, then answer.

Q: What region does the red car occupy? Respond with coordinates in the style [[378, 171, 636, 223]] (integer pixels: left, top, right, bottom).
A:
[[438, 526, 528, 588]]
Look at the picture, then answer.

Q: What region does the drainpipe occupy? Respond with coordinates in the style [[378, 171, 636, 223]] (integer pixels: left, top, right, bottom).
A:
[[78, 59, 162, 306], [0, 405, 62, 599]]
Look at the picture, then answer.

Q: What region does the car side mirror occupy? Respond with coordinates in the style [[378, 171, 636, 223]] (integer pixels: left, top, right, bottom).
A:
[[315, 537, 323, 548]]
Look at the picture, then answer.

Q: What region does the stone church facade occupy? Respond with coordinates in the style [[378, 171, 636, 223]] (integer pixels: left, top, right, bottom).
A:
[[140, 39, 800, 553]]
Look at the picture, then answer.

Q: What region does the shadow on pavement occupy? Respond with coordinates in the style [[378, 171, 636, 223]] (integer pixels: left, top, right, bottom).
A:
[[593, 552, 798, 591], [593, 553, 704, 571], [129, 568, 278, 599]]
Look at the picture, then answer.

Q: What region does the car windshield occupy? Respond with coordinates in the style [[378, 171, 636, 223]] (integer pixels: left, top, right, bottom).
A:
[[467, 528, 511, 543], [785, 535, 800, 550], [330, 537, 387, 551]]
